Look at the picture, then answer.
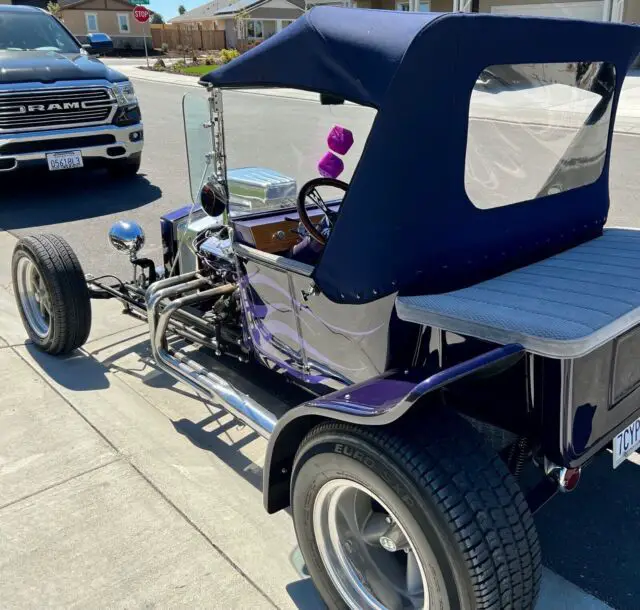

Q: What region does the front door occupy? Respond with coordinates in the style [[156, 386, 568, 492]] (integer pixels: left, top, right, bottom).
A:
[[237, 249, 307, 377]]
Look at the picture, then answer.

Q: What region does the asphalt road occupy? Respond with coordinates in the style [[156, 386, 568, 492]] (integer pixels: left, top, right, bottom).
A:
[[2, 75, 640, 609]]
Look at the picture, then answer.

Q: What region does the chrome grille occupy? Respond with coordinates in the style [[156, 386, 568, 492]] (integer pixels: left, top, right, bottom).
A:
[[0, 87, 116, 132]]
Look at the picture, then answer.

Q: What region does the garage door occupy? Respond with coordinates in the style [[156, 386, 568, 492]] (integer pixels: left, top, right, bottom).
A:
[[491, 1, 604, 21]]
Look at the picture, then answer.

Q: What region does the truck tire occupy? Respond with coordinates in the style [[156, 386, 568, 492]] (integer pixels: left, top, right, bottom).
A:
[[108, 152, 141, 178], [12, 234, 92, 355], [291, 411, 541, 610]]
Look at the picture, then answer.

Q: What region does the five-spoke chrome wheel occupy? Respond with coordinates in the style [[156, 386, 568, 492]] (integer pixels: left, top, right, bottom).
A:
[[15, 255, 52, 339], [313, 479, 429, 610]]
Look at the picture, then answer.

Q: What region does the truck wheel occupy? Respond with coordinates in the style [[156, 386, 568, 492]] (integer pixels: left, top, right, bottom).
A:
[[108, 153, 141, 178], [291, 413, 541, 610], [12, 234, 92, 355]]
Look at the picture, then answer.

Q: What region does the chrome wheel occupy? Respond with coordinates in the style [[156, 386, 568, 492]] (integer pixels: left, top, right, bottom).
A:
[[15, 255, 51, 339], [313, 478, 430, 610]]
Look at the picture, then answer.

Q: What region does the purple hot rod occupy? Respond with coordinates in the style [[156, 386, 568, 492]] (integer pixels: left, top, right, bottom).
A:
[[11, 8, 640, 610]]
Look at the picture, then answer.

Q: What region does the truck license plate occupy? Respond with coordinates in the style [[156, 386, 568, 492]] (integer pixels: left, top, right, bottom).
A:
[[46, 150, 83, 171], [613, 416, 640, 468]]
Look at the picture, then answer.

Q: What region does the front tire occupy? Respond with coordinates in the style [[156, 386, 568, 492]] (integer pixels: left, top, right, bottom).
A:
[[12, 234, 92, 355], [291, 413, 541, 610]]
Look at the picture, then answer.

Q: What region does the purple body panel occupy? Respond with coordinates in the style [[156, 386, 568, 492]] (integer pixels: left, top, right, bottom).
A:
[[236, 239, 395, 390], [263, 343, 525, 513]]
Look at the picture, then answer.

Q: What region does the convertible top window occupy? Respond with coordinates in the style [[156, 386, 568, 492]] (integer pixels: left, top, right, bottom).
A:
[[465, 61, 616, 209], [0, 11, 80, 53]]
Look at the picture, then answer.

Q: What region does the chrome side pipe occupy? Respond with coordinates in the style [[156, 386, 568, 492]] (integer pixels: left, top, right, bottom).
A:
[[147, 278, 277, 439]]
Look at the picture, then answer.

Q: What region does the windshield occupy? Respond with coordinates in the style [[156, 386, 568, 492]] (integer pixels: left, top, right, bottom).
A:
[[221, 91, 376, 218], [0, 11, 80, 53]]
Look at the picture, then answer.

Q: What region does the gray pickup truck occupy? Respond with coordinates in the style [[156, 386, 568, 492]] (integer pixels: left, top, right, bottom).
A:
[[0, 5, 143, 177]]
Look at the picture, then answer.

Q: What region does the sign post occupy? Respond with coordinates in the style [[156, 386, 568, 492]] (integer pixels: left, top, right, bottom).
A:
[[133, 5, 151, 68]]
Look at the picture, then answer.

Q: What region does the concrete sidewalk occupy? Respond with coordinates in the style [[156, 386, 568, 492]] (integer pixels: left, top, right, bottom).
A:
[[115, 63, 640, 135], [0, 227, 615, 609]]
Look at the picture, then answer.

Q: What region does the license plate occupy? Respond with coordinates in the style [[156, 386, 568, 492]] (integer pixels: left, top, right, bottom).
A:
[[46, 150, 83, 171], [613, 416, 640, 468]]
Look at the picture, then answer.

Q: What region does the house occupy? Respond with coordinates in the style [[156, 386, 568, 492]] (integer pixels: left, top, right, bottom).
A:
[[57, 0, 154, 50], [164, 0, 640, 52], [211, 0, 304, 47], [167, 0, 231, 29]]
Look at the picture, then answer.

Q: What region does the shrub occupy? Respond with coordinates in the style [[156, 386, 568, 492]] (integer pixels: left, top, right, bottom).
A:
[[161, 42, 169, 54], [204, 54, 216, 65], [219, 48, 240, 64], [173, 58, 186, 69], [152, 58, 166, 71]]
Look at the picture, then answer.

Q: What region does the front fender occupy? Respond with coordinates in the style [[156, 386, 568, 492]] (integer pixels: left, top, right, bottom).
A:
[[263, 343, 524, 513]]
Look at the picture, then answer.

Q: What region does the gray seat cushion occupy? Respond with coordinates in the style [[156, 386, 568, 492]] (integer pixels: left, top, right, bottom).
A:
[[395, 228, 640, 358]]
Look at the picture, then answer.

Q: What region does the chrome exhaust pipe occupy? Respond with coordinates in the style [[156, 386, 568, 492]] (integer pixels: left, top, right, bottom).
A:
[[147, 279, 277, 438]]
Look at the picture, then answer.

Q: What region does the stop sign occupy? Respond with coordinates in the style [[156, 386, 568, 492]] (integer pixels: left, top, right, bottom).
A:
[[133, 6, 150, 23]]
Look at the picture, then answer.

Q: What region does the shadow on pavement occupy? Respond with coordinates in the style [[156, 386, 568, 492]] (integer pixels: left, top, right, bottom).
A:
[[286, 578, 327, 610], [25, 342, 110, 391], [0, 168, 162, 230], [535, 452, 640, 610]]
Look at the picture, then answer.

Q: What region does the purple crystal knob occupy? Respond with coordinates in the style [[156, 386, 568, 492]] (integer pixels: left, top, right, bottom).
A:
[[318, 151, 344, 179], [327, 125, 354, 156]]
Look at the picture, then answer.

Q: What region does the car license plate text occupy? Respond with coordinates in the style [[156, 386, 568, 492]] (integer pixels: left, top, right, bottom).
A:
[[613, 416, 640, 468], [47, 151, 83, 171]]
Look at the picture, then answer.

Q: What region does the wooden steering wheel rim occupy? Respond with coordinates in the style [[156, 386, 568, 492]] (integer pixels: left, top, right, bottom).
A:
[[296, 177, 349, 246]]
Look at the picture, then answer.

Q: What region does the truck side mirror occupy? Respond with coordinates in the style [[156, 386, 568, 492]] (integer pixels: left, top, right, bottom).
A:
[[83, 33, 114, 56]]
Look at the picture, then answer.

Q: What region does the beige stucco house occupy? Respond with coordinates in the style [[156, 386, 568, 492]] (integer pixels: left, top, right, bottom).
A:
[[58, 0, 153, 50], [215, 0, 304, 47], [167, 0, 303, 47]]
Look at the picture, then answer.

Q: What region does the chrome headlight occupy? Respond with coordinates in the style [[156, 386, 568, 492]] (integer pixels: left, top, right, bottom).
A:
[[112, 82, 138, 106]]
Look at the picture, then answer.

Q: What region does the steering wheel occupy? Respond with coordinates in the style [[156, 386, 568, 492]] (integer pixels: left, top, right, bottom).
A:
[[296, 177, 349, 246]]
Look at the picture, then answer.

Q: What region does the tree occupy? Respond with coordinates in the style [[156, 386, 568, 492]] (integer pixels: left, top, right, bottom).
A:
[[234, 7, 250, 43], [151, 12, 164, 23], [46, 1, 61, 17], [178, 4, 186, 14]]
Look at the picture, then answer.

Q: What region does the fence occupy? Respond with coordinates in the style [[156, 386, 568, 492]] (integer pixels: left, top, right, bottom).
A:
[[151, 24, 226, 51]]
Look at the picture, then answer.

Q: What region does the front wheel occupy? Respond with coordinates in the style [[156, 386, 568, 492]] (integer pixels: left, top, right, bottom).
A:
[[291, 414, 541, 609], [12, 234, 92, 355]]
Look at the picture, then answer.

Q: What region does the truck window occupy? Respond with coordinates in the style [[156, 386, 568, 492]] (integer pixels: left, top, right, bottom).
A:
[[0, 11, 80, 53]]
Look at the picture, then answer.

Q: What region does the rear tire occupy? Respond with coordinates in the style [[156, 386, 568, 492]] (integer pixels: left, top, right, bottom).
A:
[[108, 152, 141, 178], [291, 411, 541, 610], [12, 234, 92, 355]]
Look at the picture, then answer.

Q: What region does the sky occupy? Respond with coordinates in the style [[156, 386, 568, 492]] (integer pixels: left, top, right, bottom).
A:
[[148, 0, 205, 22]]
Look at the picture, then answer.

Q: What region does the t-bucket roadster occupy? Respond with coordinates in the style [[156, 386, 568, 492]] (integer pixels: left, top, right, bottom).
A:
[[10, 8, 640, 609]]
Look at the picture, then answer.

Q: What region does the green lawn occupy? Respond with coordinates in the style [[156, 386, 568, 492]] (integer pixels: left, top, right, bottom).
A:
[[175, 64, 219, 76]]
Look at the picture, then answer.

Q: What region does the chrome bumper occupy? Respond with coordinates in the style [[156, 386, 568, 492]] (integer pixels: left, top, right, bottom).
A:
[[0, 123, 144, 172]]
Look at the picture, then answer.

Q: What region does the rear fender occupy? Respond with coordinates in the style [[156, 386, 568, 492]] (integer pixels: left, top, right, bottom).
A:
[[263, 343, 524, 513]]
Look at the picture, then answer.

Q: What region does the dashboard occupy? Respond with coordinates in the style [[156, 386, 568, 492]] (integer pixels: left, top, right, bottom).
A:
[[231, 202, 341, 254]]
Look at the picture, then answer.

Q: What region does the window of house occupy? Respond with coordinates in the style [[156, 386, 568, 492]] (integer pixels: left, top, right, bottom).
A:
[[117, 13, 130, 33], [277, 19, 295, 32], [85, 13, 98, 33], [246, 19, 263, 38], [465, 62, 616, 209]]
